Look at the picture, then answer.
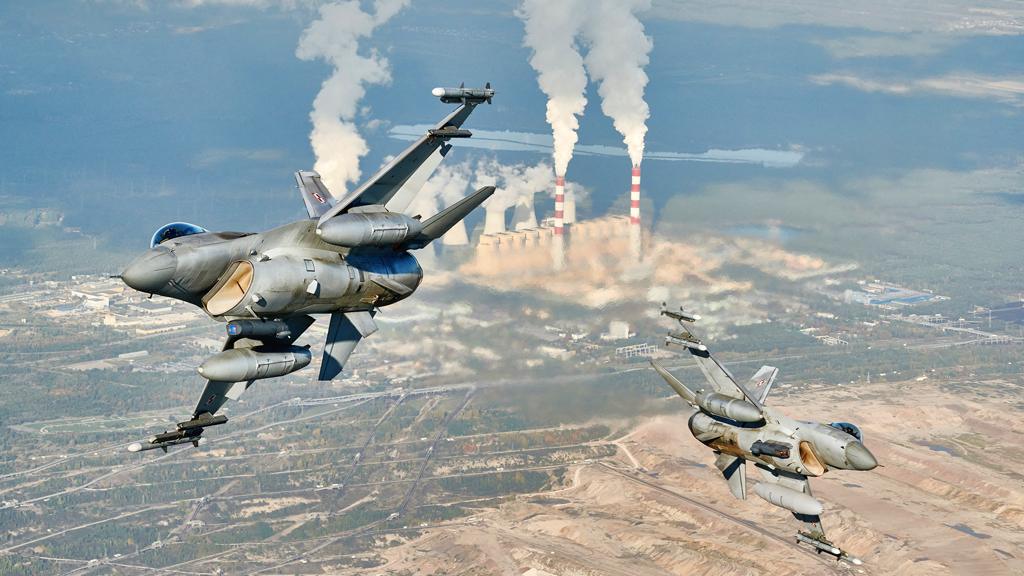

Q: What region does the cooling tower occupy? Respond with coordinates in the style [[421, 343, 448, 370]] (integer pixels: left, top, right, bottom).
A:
[[483, 205, 507, 236], [511, 194, 538, 231]]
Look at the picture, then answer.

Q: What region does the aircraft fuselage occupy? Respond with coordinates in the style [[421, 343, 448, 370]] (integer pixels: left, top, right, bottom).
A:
[[687, 409, 878, 477], [121, 219, 423, 320]]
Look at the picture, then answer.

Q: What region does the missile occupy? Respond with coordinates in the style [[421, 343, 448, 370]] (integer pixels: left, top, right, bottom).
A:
[[431, 83, 494, 104], [198, 346, 312, 382], [660, 303, 701, 323], [666, 331, 707, 351], [177, 414, 227, 431], [128, 436, 207, 453], [428, 127, 472, 139], [795, 532, 842, 557], [128, 428, 206, 453]]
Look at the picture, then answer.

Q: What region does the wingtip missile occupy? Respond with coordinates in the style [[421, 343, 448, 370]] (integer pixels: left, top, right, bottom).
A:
[[432, 84, 495, 104], [666, 333, 708, 351], [660, 302, 701, 323], [128, 435, 207, 453]]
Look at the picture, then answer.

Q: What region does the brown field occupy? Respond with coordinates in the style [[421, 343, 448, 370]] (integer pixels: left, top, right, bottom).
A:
[[362, 377, 1024, 576]]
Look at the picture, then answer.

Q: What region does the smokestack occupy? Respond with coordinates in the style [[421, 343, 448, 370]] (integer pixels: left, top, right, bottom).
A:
[[629, 165, 641, 225], [553, 174, 566, 270], [563, 186, 576, 224], [484, 205, 507, 235], [554, 175, 566, 235], [629, 165, 642, 261]]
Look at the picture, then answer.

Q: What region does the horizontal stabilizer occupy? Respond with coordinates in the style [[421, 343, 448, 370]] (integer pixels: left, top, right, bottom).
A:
[[715, 453, 747, 500], [649, 360, 698, 404], [320, 310, 378, 381], [403, 186, 495, 249]]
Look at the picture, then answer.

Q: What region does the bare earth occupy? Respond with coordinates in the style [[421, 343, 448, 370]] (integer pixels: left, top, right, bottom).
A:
[[363, 378, 1024, 576]]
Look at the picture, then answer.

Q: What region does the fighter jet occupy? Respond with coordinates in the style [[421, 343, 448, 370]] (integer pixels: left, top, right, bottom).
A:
[[650, 304, 877, 564], [121, 85, 496, 453]]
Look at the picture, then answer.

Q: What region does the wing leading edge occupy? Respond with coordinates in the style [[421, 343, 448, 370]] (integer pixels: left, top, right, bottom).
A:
[[318, 97, 485, 222]]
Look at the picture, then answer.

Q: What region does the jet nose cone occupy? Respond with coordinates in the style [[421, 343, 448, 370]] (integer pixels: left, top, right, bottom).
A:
[[845, 441, 878, 471], [122, 248, 177, 293]]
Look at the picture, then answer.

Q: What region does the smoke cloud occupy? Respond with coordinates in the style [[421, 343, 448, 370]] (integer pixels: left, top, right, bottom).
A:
[[473, 158, 554, 214], [580, 0, 653, 167], [295, 0, 410, 192], [518, 0, 589, 177]]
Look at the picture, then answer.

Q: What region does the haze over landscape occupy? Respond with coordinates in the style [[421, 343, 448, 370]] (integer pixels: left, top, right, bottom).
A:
[[0, 1, 1022, 574]]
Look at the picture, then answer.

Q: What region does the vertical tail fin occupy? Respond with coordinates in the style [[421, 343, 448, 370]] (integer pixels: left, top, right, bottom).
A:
[[748, 365, 779, 405], [295, 171, 336, 219]]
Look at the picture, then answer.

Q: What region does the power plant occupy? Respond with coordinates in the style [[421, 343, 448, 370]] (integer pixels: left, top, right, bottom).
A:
[[458, 165, 645, 278]]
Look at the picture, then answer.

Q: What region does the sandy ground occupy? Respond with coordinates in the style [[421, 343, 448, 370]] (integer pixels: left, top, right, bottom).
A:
[[362, 377, 1024, 576]]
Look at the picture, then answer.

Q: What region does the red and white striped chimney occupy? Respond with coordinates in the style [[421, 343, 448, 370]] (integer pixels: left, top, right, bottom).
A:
[[629, 165, 641, 225], [554, 175, 566, 235]]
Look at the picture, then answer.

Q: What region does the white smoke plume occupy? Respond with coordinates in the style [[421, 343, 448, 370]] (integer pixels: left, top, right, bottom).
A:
[[580, 0, 653, 167], [518, 0, 589, 177], [295, 0, 410, 192], [473, 158, 554, 214]]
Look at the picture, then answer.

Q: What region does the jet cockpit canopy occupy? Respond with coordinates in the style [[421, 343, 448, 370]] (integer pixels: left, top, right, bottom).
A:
[[151, 222, 208, 248], [829, 421, 863, 441]]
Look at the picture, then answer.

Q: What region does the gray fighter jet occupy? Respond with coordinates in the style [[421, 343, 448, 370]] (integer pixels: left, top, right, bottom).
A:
[[650, 304, 877, 564], [121, 85, 495, 452]]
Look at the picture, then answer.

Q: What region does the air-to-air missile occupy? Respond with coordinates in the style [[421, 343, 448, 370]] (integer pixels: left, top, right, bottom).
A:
[[121, 86, 496, 452], [650, 304, 876, 565], [128, 414, 227, 452], [431, 82, 494, 105]]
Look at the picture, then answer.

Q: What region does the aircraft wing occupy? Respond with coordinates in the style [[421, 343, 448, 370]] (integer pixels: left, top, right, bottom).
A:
[[318, 101, 482, 223], [193, 379, 247, 419], [688, 348, 764, 411], [129, 315, 316, 453]]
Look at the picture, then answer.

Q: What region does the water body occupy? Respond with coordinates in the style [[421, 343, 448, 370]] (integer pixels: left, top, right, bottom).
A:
[[917, 441, 959, 456]]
